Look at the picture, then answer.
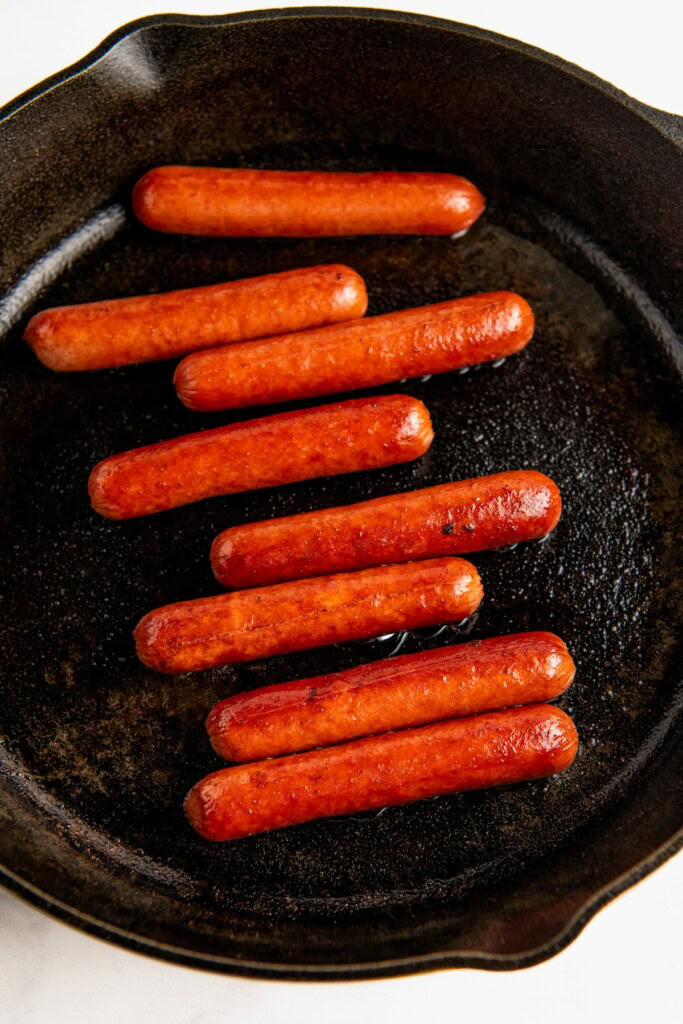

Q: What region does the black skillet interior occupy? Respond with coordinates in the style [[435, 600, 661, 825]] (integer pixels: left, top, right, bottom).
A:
[[0, 9, 681, 977]]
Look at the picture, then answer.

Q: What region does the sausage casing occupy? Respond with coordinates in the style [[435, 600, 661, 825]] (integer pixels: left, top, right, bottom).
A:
[[206, 631, 575, 761], [88, 394, 433, 520], [185, 705, 578, 841], [23, 265, 367, 372], [135, 557, 483, 674], [211, 469, 561, 588], [174, 291, 534, 411], [132, 167, 485, 237]]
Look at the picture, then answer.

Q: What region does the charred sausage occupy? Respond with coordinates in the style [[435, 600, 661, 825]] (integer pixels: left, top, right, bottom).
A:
[[211, 469, 561, 588], [185, 705, 578, 841], [88, 395, 433, 520], [206, 631, 575, 761], [23, 265, 367, 371], [174, 292, 534, 411], [135, 557, 483, 674], [132, 167, 485, 237]]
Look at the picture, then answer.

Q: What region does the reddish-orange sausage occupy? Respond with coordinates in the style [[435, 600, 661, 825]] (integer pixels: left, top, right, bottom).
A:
[[174, 292, 534, 411], [185, 705, 578, 841], [135, 557, 483, 674], [132, 167, 485, 238], [88, 395, 432, 520], [206, 632, 575, 762], [211, 469, 561, 589], [23, 265, 367, 372]]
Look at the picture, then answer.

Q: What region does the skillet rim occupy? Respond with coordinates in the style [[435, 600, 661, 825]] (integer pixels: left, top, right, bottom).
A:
[[1, 7, 682, 136], [0, 827, 681, 978]]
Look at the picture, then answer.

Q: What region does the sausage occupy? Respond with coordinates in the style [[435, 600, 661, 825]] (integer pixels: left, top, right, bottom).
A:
[[135, 557, 483, 674], [23, 265, 367, 372], [206, 631, 575, 761], [174, 292, 534, 411], [185, 705, 578, 841], [211, 469, 561, 589], [132, 167, 485, 238], [88, 394, 433, 520]]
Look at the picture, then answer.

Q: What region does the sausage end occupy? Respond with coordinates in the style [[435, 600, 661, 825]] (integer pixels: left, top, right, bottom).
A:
[[466, 568, 485, 618], [205, 702, 241, 760], [333, 265, 368, 318], [402, 398, 434, 458], [456, 179, 486, 232], [23, 310, 70, 371], [445, 557, 484, 620], [508, 292, 536, 353], [209, 533, 235, 587], [133, 610, 177, 674], [173, 356, 211, 411], [552, 639, 576, 696], [183, 783, 222, 841], [512, 469, 562, 536], [527, 631, 576, 697], [545, 706, 580, 773], [530, 471, 562, 534], [88, 460, 126, 520], [132, 168, 175, 232], [133, 613, 157, 669]]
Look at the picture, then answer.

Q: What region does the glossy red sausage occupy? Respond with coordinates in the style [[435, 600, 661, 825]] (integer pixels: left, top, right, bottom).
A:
[[88, 395, 433, 520], [132, 167, 485, 237], [206, 631, 575, 761], [185, 705, 578, 841], [135, 557, 483, 674], [211, 469, 561, 589], [174, 291, 534, 411], [23, 265, 367, 372]]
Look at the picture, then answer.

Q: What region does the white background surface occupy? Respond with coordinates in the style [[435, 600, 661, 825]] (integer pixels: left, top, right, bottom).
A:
[[1, 2, 681, 1022]]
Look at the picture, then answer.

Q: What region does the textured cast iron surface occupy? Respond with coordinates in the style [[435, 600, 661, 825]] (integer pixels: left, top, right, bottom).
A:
[[0, 10, 681, 977]]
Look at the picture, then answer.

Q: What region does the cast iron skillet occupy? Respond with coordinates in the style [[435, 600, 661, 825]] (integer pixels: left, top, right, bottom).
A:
[[0, 8, 681, 978]]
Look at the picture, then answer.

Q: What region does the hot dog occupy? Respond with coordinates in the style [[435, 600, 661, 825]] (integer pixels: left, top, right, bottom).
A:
[[185, 705, 578, 841], [206, 631, 575, 761], [211, 469, 561, 589], [23, 265, 367, 372], [88, 394, 432, 520], [174, 292, 534, 411], [132, 167, 485, 238], [135, 557, 483, 674]]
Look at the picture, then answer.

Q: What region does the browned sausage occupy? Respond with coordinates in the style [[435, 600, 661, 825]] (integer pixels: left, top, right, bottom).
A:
[[206, 631, 575, 761], [88, 394, 433, 520], [23, 265, 367, 371], [174, 291, 534, 411], [132, 167, 485, 237], [185, 705, 578, 841], [135, 557, 483, 674], [211, 469, 561, 589]]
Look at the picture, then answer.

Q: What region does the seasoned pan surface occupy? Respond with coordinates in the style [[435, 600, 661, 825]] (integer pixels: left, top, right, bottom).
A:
[[0, 9, 681, 976]]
